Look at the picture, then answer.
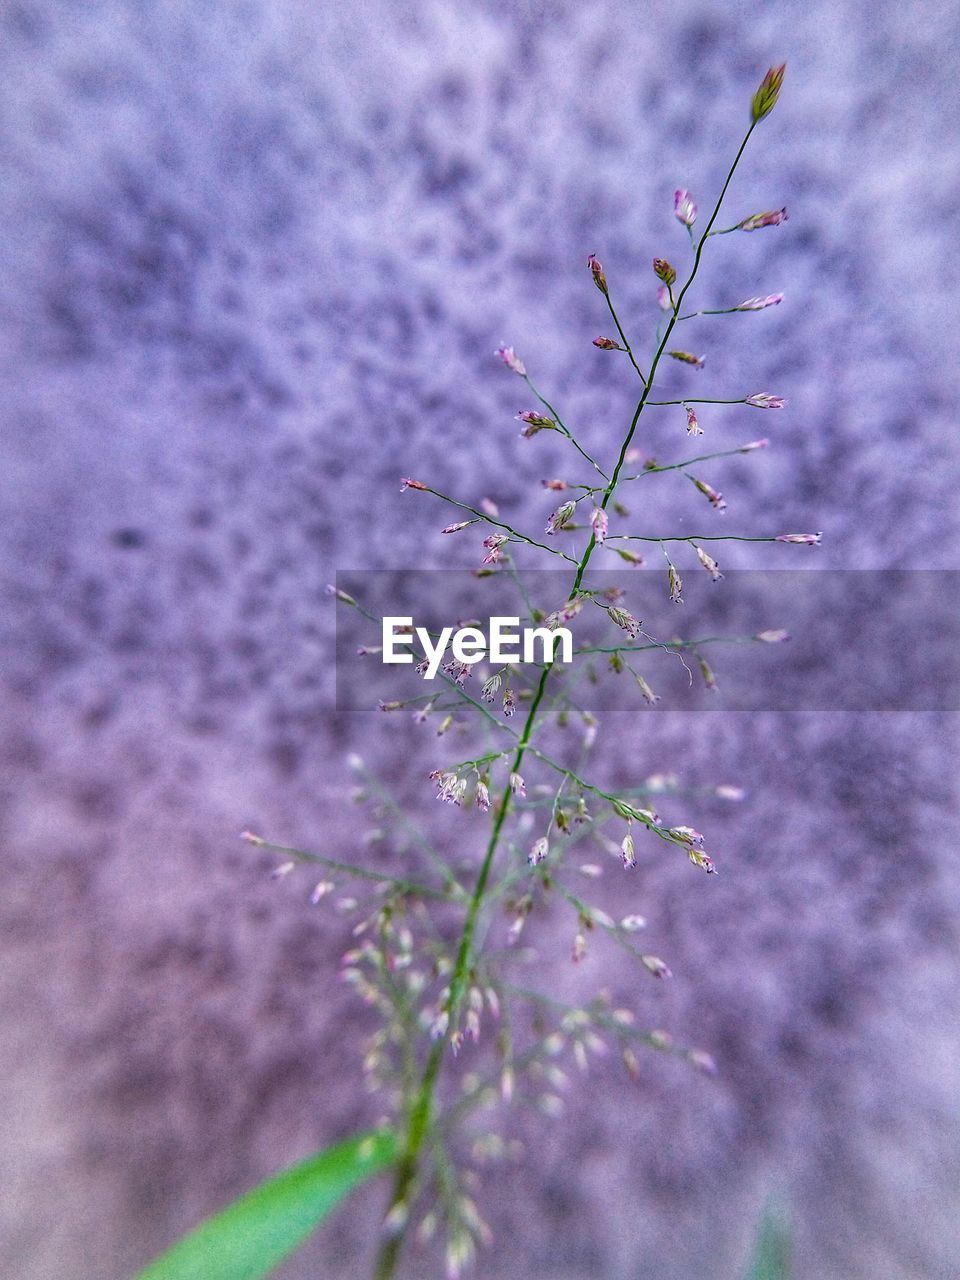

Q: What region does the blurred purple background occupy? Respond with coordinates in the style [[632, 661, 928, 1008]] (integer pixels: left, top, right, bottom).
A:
[[2, 3, 959, 1278]]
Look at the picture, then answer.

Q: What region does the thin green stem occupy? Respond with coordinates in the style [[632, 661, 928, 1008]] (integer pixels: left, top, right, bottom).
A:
[[523, 375, 609, 480], [372, 117, 757, 1280], [646, 397, 750, 405], [606, 533, 779, 543], [602, 292, 647, 387], [419, 486, 579, 563]]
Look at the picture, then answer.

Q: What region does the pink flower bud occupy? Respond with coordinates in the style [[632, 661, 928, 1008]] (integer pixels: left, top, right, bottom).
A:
[[545, 501, 576, 535], [620, 831, 637, 869], [698, 655, 717, 691], [736, 293, 784, 310], [541, 478, 568, 491], [755, 629, 790, 643], [746, 393, 786, 409], [593, 335, 622, 350], [400, 476, 428, 491], [668, 349, 705, 368], [481, 673, 501, 701], [693, 477, 727, 511], [516, 409, 556, 437], [529, 836, 549, 866], [739, 207, 788, 232], [495, 344, 526, 375], [641, 955, 672, 979], [738, 438, 769, 451], [325, 584, 357, 605], [441, 520, 472, 534], [591, 507, 608, 544], [587, 254, 608, 294], [674, 188, 697, 226], [656, 285, 672, 311], [634, 673, 660, 705], [687, 1048, 718, 1076], [653, 257, 676, 285], [694, 544, 723, 580], [482, 533, 508, 563], [509, 772, 526, 797], [685, 406, 703, 436], [613, 547, 644, 566], [751, 63, 786, 122], [608, 606, 640, 638], [775, 532, 822, 545]]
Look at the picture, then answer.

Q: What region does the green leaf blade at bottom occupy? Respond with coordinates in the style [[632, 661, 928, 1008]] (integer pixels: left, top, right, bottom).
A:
[[135, 1128, 397, 1280]]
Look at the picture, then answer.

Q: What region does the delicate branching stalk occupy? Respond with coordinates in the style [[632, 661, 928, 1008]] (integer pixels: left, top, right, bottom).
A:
[[358, 67, 804, 1280], [244, 65, 814, 1280]]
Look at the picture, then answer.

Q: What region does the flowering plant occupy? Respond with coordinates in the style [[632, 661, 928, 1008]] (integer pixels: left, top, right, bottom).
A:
[[139, 62, 813, 1280]]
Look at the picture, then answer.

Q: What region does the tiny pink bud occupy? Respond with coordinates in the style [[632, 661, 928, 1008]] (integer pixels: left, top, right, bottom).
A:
[[751, 63, 786, 122], [694, 544, 723, 580], [441, 520, 472, 534], [656, 285, 672, 311], [693, 477, 727, 511], [541, 478, 568, 491], [545, 501, 576, 535], [687, 1048, 718, 1076], [653, 257, 676, 285], [516, 410, 556, 437], [739, 207, 788, 232], [325, 584, 357, 605], [755, 628, 791, 643], [739, 438, 769, 451], [482, 533, 508, 564], [612, 546, 644, 566], [620, 914, 646, 932], [668, 349, 705, 368], [608, 606, 640, 638], [673, 188, 697, 227], [746, 393, 786, 409], [591, 507, 608, 544], [592, 335, 622, 350], [495, 344, 526, 375], [620, 830, 637, 869], [668, 562, 683, 604], [587, 254, 608, 294], [529, 836, 549, 866], [400, 476, 428, 491], [641, 955, 672, 979], [685, 406, 703, 436], [775, 532, 822, 545], [715, 785, 746, 802], [634, 673, 660, 705], [737, 293, 784, 310]]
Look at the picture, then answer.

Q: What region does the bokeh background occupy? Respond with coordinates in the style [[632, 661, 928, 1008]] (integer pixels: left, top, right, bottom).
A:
[[2, 2, 959, 1278]]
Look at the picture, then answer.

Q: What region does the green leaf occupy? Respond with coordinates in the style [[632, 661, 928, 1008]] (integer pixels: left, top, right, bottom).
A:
[[135, 1129, 397, 1280], [740, 1203, 790, 1280]]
